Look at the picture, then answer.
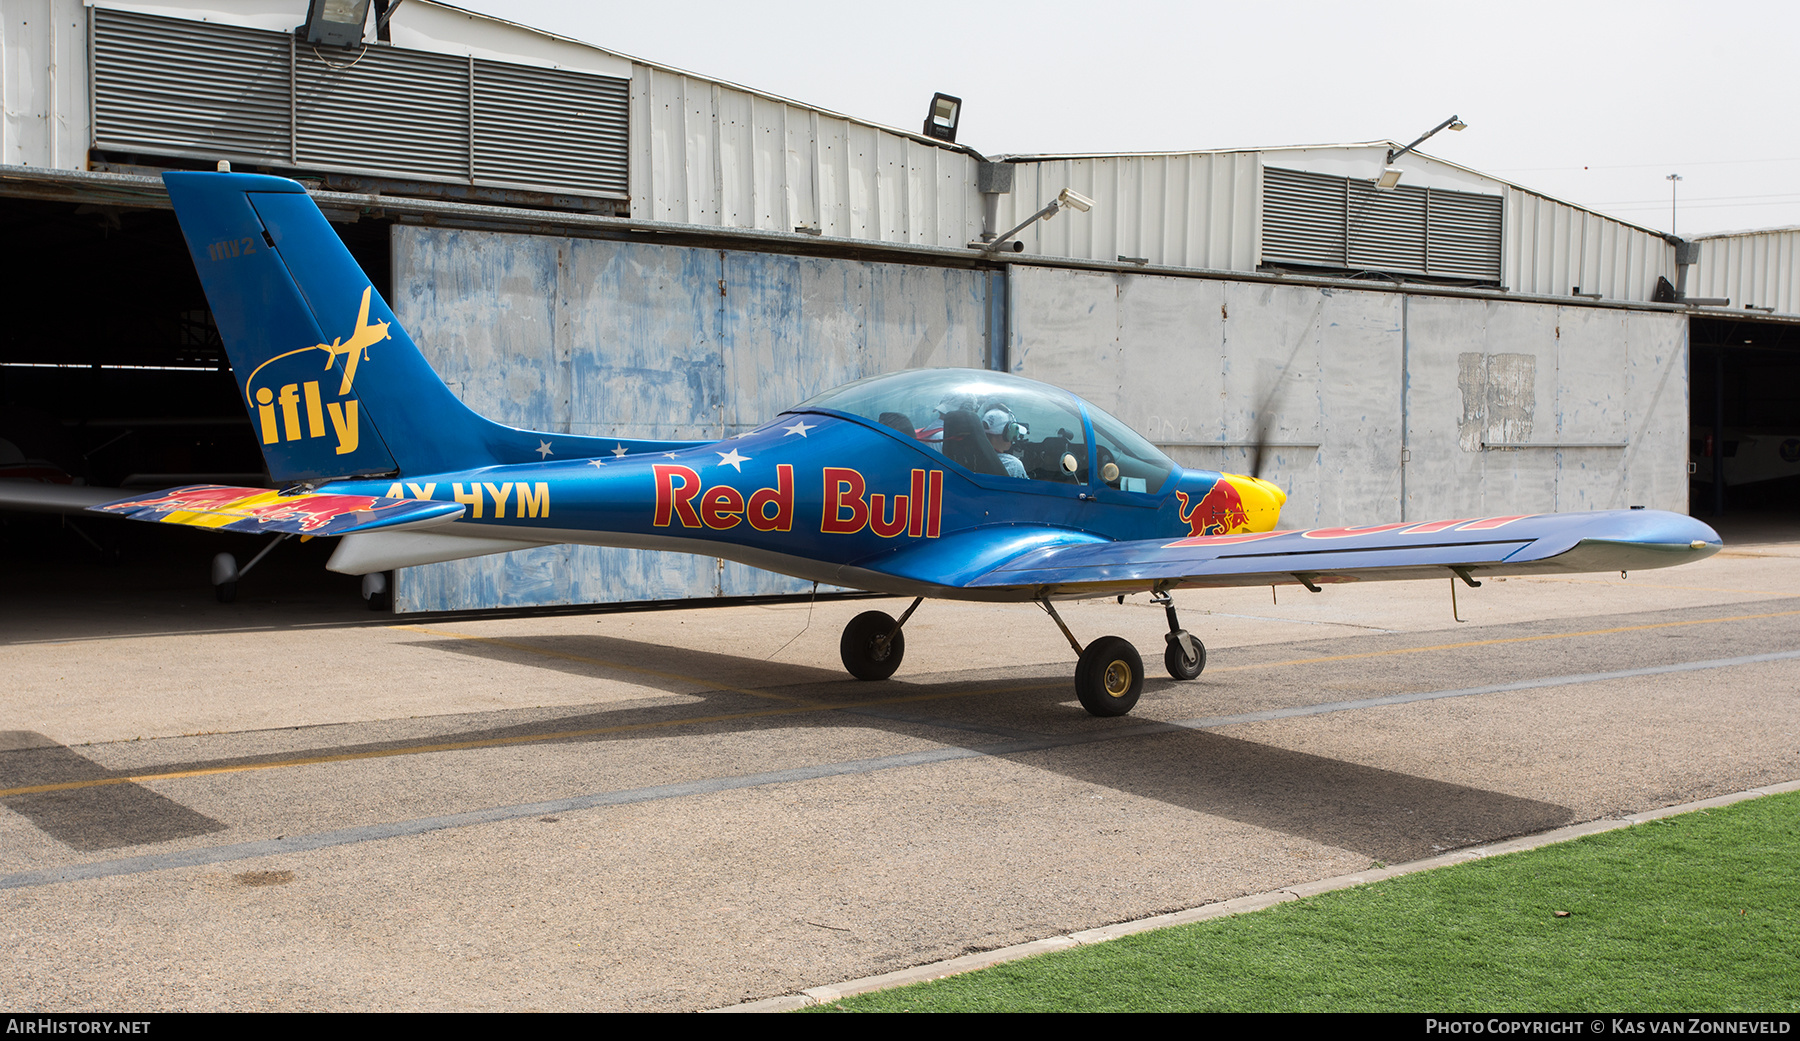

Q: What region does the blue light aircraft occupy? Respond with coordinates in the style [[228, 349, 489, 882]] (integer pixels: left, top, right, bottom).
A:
[[82, 173, 1723, 717]]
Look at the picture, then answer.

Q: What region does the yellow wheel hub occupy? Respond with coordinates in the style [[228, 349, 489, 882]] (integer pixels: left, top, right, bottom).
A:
[[1103, 660, 1133, 698]]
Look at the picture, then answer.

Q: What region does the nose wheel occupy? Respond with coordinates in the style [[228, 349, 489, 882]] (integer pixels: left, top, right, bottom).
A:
[[1164, 636, 1205, 680], [1154, 590, 1206, 680]]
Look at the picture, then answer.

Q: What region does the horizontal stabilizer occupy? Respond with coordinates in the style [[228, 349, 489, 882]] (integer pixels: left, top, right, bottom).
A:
[[88, 484, 464, 537]]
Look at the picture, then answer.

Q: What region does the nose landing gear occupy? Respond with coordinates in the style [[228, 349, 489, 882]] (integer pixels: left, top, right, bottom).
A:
[[1154, 591, 1206, 680]]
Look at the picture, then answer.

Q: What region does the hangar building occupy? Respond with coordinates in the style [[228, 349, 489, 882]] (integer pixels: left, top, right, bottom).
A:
[[2, 0, 1795, 611]]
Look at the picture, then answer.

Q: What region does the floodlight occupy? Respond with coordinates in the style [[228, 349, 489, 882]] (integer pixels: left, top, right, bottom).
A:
[[1375, 166, 1404, 191], [922, 92, 962, 143], [1386, 114, 1467, 165], [298, 0, 372, 49]]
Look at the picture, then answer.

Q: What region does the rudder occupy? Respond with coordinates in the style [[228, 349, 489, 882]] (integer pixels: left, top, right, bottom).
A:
[[165, 172, 500, 483]]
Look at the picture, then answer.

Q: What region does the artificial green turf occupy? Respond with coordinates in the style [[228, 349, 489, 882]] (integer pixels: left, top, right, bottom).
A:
[[812, 790, 1800, 1012]]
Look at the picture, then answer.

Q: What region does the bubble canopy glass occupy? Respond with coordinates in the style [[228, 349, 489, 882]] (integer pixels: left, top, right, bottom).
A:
[[794, 368, 1176, 494]]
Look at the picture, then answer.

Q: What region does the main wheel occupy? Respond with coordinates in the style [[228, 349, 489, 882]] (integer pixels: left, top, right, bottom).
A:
[[840, 610, 904, 680], [1164, 633, 1206, 680], [1075, 636, 1143, 717]]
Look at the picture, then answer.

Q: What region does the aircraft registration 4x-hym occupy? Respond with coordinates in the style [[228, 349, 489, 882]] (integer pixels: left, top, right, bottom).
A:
[[85, 172, 1721, 717]]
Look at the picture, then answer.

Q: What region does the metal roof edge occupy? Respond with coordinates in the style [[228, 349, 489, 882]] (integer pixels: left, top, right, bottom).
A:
[[1690, 225, 1800, 240], [1003, 142, 1680, 242], [0, 165, 1720, 317], [418, 1, 979, 159]]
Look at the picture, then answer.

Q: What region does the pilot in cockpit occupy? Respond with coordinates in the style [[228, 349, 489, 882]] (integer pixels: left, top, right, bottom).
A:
[[981, 406, 1028, 479]]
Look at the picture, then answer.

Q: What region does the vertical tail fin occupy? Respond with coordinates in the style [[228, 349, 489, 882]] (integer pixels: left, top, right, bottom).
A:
[[164, 172, 501, 482]]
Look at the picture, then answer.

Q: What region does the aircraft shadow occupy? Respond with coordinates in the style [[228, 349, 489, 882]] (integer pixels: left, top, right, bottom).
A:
[[1, 630, 1573, 864]]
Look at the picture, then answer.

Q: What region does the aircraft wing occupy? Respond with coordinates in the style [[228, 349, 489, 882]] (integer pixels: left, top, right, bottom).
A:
[[952, 510, 1720, 595], [87, 484, 465, 537]]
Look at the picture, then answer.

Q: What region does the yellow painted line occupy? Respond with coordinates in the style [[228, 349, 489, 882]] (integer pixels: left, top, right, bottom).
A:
[[8, 607, 1798, 800], [1206, 607, 1800, 673]]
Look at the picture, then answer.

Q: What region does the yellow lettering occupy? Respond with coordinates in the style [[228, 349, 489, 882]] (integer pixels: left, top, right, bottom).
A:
[[483, 482, 514, 520], [326, 400, 359, 455], [406, 483, 436, 500], [278, 384, 302, 441], [517, 482, 550, 518], [384, 483, 403, 499], [453, 482, 483, 519], [304, 381, 326, 438], [255, 387, 278, 445]]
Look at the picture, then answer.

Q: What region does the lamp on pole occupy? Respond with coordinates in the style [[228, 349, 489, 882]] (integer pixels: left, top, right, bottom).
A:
[[1667, 173, 1682, 235], [1377, 115, 1467, 191]]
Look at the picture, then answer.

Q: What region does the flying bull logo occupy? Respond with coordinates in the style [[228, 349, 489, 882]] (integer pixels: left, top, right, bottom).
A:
[[95, 484, 425, 535], [1176, 480, 1250, 537], [243, 287, 389, 456]]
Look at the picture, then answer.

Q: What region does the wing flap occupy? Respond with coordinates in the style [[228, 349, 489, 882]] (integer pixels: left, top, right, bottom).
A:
[[88, 484, 464, 537]]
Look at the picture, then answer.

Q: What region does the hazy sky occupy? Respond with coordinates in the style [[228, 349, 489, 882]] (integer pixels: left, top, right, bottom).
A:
[[454, 0, 1800, 237]]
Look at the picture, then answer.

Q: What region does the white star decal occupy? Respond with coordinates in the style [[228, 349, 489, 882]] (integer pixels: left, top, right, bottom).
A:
[[587, 458, 606, 468], [536, 440, 554, 458], [716, 448, 751, 472], [664, 452, 680, 460], [782, 420, 815, 438], [611, 443, 628, 458]]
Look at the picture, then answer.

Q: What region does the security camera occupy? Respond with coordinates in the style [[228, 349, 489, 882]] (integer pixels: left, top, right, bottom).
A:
[[1057, 188, 1095, 213]]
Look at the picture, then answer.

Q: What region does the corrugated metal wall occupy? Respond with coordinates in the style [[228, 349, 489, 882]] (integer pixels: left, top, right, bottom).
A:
[[1007, 265, 1689, 529], [1691, 228, 1800, 315], [628, 64, 981, 245], [0, 2, 1697, 309], [1504, 187, 1673, 301], [0, 0, 87, 170], [996, 152, 1261, 270], [389, 224, 996, 612]]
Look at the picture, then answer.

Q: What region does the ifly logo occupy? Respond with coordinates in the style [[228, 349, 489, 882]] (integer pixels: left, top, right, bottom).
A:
[[243, 287, 390, 456]]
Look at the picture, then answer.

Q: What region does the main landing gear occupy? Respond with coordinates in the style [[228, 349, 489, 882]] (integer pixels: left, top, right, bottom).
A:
[[833, 593, 1206, 719], [1041, 592, 1206, 717], [839, 596, 922, 680]]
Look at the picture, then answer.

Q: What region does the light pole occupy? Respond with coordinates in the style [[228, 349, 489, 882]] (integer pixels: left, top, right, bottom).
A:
[[1667, 173, 1682, 235]]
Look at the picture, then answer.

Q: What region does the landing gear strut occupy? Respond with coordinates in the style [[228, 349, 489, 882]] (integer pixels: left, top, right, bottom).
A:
[[1154, 591, 1206, 680], [1040, 598, 1145, 717], [1040, 591, 1207, 717], [839, 596, 922, 680]]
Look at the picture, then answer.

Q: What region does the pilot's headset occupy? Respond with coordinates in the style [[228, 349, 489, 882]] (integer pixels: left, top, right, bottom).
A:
[[981, 406, 1027, 445]]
